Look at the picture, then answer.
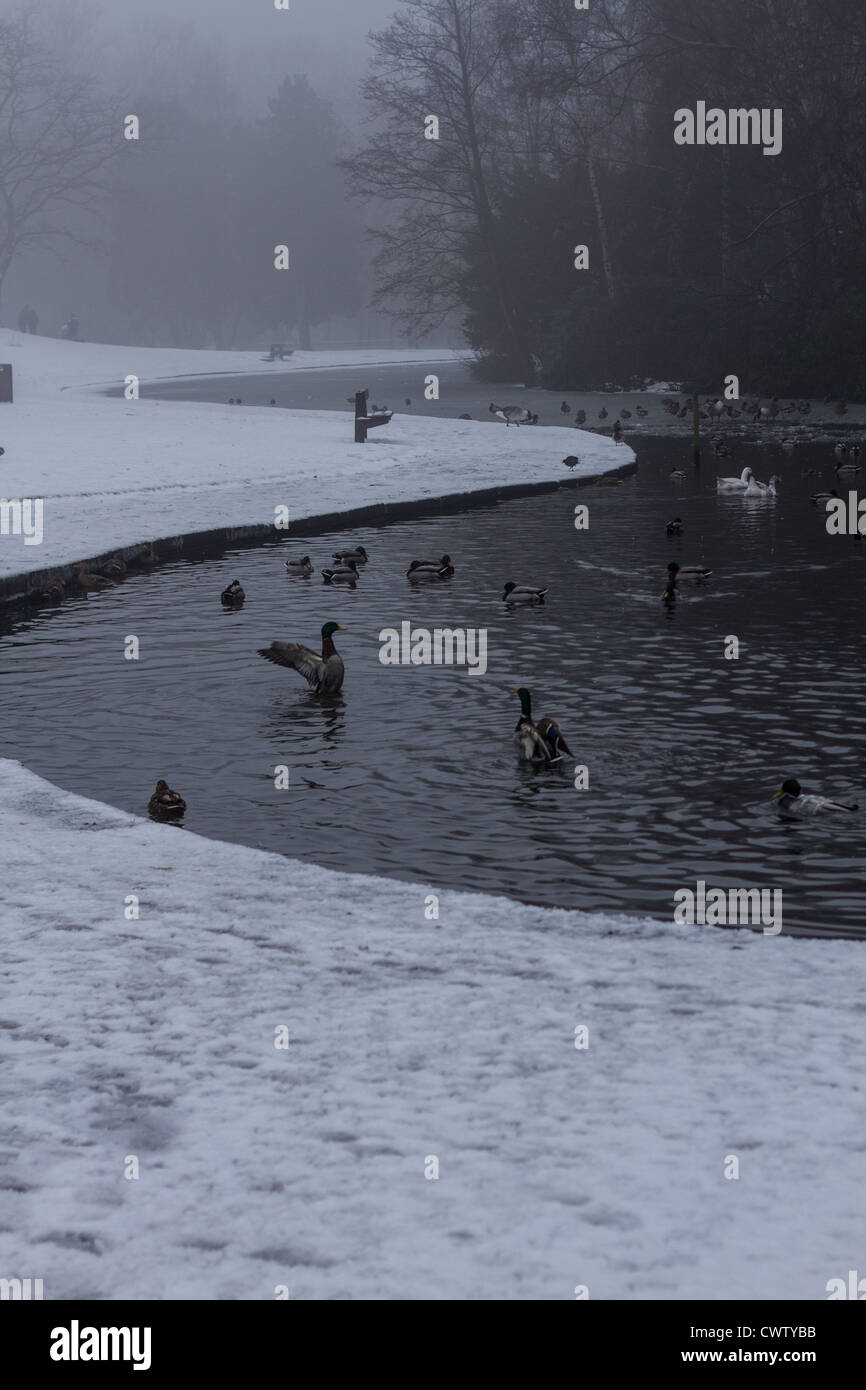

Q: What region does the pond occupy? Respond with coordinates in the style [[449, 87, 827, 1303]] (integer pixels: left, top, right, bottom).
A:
[[2, 435, 864, 939]]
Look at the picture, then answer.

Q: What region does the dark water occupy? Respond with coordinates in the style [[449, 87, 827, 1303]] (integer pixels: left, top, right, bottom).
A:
[[2, 437, 865, 938]]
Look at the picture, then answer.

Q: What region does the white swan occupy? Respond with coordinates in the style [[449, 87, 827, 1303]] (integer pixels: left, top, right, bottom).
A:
[[716, 466, 754, 492]]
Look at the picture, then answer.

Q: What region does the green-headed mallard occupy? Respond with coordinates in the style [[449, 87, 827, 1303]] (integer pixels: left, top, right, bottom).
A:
[[774, 777, 858, 816], [407, 555, 454, 578], [148, 779, 186, 818], [321, 560, 359, 587], [511, 687, 573, 762], [503, 581, 547, 604], [285, 555, 313, 575], [666, 561, 711, 584], [257, 621, 345, 693], [220, 579, 245, 605], [332, 545, 369, 565]]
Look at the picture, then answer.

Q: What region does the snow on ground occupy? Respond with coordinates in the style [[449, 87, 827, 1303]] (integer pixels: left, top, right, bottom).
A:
[[1, 336, 861, 1301], [0, 334, 626, 584], [0, 760, 863, 1301]]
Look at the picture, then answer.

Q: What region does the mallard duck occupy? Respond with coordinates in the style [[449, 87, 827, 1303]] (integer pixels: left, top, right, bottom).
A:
[[811, 487, 839, 505], [670, 468, 688, 481], [716, 466, 753, 492], [332, 545, 368, 565], [257, 621, 345, 693], [103, 554, 127, 578], [598, 407, 608, 421], [285, 555, 313, 574], [595, 474, 623, 486], [636, 405, 648, 418], [77, 567, 114, 592], [39, 579, 65, 601], [407, 559, 453, 581], [137, 546, 159, 568], [575, 409, 586, 425], [666, 561, 711, 585], [661, 585, 677, 604], [321, 560, 359, 587], [503, 582, 547, 605], [562, 455, 581, 470], [148, 779, 187, 818], [220, 579, 245, 605], [836, 461, 861, 477], [560, 401, 571, 415], [666, 517, 684, 535], [773, 777, 858, 816], [511, 687, 573, 762], [612, 420, 625, 444]]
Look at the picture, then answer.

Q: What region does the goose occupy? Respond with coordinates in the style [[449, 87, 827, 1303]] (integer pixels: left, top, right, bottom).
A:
[[321, 560, 359, 587], [716, 466, 754, 492], [666, 517, 684, 535], [285, 555, 313, 574], [744, 473, 781, 497], [220, 579, 245, 605], [257, 621, 346, 694], [489, 403, 534, 426], [666, 561, 711, 584], [332, 545, 369, 565], [773, 778, 858, 816], [510, 687, 573, 762], [148, 779, 187, 819], [503, 582, 547, 605]]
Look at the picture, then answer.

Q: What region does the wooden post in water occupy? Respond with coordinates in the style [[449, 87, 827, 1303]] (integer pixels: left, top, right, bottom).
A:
[[691, 392, 701, 467], [354, 389, 368, 444]]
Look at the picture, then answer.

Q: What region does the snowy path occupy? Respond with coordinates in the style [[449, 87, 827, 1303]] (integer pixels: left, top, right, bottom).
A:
[[0, 762, 863, 1300]]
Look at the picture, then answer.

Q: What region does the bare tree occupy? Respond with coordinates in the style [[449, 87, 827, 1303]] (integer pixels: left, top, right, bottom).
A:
[[0, 11, 117, 317]]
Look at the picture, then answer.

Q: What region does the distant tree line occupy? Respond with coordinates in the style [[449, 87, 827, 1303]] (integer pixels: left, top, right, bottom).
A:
[[350, 0, 866, 395]]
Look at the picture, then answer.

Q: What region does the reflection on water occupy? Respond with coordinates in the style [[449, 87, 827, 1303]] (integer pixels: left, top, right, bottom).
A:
[[1, 437, 864, 938]]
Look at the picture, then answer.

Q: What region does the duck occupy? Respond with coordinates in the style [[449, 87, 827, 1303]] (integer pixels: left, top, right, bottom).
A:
[[800, 468, 820, 479], [666, 517, 684, 535], [575, 409, 587, 425], [619, 408, 631, 420], [833, 442, 848, 461], [137, 546, 159, 568], [39, 578, 66, 601], [636, 405, 648, 418], [407, 553, 454, 573], [595, 475, 623, 486], [489, 403, 534, 426], [612, 419, 625, 444], [77, 567, 114, 591], [670, 468, 688, 481], [560, 401, 571, 415], [510, 687, 573, 762], [835, 461, 861, 477], [257, 621, 345, 693], [666, 561, 711, 584], [503, 582, 547, 604], [562, 455, 581, 470], [148, 779, 187, 819], [773, 777, 858, 816], [285, 555, 313, 574], [407, 559, 454, 581], [103, 554, 127, 578], [716, 466, 754, 492], [321, 560, 359, 587], [220, 579, 245, 605], [811, 487, 839, 505], [661, 585, 677, 605], [332, 545, 369, 565], [598, 407, 608, 420]]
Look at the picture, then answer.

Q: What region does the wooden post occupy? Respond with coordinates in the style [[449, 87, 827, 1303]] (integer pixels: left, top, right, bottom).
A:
[[692, 392, 701, 467], [0, 364, 12, 403], [354, 389, 368, 443]]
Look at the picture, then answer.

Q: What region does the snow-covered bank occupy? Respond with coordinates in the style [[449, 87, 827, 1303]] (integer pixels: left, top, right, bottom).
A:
[[0, 334, 628, 586], [0, 760, 862, 1301]]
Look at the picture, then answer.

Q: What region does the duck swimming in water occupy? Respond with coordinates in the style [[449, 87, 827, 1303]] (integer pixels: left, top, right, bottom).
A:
[[773, 777, 858, 816], [220, 579, 245, 605], [503, 582, 547, 605], [321, 559, 359, 587], [511, 687, 573, 762], [285, 555, 313, 574], [257, 621, 346, 694], [148, 779, 187, 819], [666, 561, 711, 584]]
